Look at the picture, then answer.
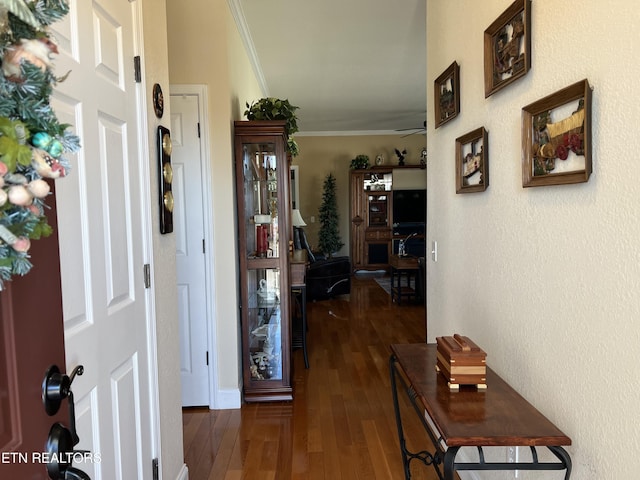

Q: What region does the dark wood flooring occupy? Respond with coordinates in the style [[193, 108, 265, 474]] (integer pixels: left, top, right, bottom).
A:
[[182, 275, 439, 479]]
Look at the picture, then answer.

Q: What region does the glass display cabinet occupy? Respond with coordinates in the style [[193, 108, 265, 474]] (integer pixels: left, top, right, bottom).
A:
[[234, 120, 292, 402]]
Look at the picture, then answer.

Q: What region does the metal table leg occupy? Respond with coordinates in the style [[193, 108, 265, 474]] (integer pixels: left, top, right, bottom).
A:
[[291, 285, 309, 369], [389, 355, 444, 480]]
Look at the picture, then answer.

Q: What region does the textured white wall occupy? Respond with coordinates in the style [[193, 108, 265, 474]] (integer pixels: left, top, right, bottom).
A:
[[139, 1, 185, 478], [426, 1, 640, 478]]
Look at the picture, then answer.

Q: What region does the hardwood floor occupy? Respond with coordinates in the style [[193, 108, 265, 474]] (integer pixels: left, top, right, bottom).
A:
[[182, 275, 440, 479]]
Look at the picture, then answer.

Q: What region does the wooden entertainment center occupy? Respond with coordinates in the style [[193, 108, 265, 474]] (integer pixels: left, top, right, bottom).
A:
[[349, 166, 426, 272]]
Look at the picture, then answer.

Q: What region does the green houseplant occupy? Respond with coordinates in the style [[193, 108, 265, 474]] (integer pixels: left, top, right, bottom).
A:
[[244, 97, 300, 157], [350, 154, 370, 169], [317, 173, 344, 257]]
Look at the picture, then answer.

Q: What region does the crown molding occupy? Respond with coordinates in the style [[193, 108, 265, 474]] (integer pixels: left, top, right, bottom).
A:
[[227, 0, 269, 96], [297, 130, 426, 137]]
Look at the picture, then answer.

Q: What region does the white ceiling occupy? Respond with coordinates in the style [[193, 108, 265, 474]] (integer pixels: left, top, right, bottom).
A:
[[232, 0, 427, 135]]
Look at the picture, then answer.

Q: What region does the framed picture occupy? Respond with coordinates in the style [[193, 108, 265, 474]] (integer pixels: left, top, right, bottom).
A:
[[484, 0, 531, 98], [434, 61, 460, 129], [456, 127, 488, 194], [522, 79, 592, 188]]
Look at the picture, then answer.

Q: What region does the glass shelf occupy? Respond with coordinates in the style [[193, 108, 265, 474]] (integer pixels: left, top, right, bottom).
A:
[[242, 143, 280, 259], [368, 193, 388, 227], [247, 268, 282, 381]]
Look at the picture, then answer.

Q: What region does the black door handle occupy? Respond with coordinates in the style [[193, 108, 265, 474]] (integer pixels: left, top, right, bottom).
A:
[[45, 423, 92, 479], [42, 364, 84, 416], [43, 365, 91, 480], [65, 467, 91, 480]]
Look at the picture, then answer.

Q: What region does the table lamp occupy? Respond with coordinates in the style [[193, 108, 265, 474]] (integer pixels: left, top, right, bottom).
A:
[[291, 209, 307, 251], [291, 209, 307, 227]]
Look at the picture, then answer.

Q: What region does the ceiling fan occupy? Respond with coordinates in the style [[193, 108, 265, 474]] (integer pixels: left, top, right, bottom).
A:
[[396, 120, 427, 137]]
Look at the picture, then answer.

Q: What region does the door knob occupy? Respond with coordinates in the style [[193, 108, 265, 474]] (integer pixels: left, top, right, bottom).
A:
[[65, 468, 91, 480], [42, 364, 84, 416], [43, 365, 91, 479], [45, 423, 73, 479], [45, 423, 92, 480]]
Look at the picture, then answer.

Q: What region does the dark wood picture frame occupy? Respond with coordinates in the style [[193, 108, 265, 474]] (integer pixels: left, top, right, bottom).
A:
[[522, 79, 592, 188], [434, 61, 460, 129], [484, 0, 531, 98], [456, 127, 489, 194]]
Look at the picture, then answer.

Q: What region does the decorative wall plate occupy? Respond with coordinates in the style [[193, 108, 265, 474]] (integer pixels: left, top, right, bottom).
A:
[[153, 83, 164, 118]]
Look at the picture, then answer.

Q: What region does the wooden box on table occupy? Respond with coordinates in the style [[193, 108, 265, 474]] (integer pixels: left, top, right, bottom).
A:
[[436, 334, 487, 391]]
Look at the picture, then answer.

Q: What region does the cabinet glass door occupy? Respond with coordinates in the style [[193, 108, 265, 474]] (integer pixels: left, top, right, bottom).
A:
[[368, 194, 388, 227], [246, 268, 282, 382], [241, 143, 280, 259]]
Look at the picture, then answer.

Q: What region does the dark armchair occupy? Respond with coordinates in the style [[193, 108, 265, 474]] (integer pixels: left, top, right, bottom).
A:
[[293, 227, 351, 301]]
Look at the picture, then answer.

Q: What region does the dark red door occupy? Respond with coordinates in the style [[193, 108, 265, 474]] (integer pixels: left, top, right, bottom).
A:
[[0, 186, 68, 479]]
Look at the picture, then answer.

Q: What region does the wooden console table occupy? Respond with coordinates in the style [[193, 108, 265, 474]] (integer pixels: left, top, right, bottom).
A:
[[389, 343, 572, 480], [389, 254, 419, 305]]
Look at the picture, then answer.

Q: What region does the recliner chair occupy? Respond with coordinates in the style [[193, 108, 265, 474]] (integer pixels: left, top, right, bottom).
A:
[[294, 227, 351, 301]]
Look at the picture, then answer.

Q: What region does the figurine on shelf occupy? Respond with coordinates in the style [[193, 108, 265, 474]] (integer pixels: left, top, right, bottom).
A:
[[250, 364, 263, 379], [252, 324, 276, 355], [395, 148, 407, 166], [252, 351, 272, 379], [257, 278, 277, 305]]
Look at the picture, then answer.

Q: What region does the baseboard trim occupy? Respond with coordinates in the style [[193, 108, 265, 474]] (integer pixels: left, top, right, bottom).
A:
[[213, 388, 241, 409], [175, 463, 189, 480]]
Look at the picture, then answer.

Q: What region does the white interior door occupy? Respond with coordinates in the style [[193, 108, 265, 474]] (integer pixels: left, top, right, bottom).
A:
[[52, 0, 154, 478], [170, 92, 210, 406]]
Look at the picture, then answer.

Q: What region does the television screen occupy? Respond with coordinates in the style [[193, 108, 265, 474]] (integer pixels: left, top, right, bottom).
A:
[[393, 189, 426, 225]]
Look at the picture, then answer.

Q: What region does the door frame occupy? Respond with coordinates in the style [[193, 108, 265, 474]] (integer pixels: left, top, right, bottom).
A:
[[169, 84, 219, 409], [132, 9, 164, 470]]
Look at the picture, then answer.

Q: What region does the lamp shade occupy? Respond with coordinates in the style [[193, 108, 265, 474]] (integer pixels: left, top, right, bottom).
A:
[[291, 209, 307, 227]]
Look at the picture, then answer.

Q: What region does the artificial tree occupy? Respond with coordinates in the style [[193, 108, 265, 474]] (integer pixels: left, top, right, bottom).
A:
[[317, 173, 343, 257]]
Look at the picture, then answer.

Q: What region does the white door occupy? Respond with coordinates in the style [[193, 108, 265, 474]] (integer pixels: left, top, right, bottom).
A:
[[51, 0, 155, 478], [170, 92, 210, 406]]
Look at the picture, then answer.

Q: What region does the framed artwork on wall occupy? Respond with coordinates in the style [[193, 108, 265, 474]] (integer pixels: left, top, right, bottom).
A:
[[434, 61, 460, 129], [455, 127, 489, 194], [521, 79, 592, 187], [484, 0, 532, 97]]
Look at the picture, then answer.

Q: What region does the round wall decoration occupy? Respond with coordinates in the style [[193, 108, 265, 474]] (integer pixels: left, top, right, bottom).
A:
[[153, 83, 164, 118]]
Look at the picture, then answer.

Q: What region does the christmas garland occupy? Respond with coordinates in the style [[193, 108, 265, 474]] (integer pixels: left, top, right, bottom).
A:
[[0, 0, 79, 288]]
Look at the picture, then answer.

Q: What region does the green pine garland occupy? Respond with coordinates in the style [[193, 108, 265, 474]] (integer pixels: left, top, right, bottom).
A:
[[317, 173, 344, 257], [0, 0, 78, 288]]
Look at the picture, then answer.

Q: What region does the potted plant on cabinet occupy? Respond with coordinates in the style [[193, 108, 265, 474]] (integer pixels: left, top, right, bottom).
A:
[[244, 97, 300, 157], [350, 154, 370, 169]]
